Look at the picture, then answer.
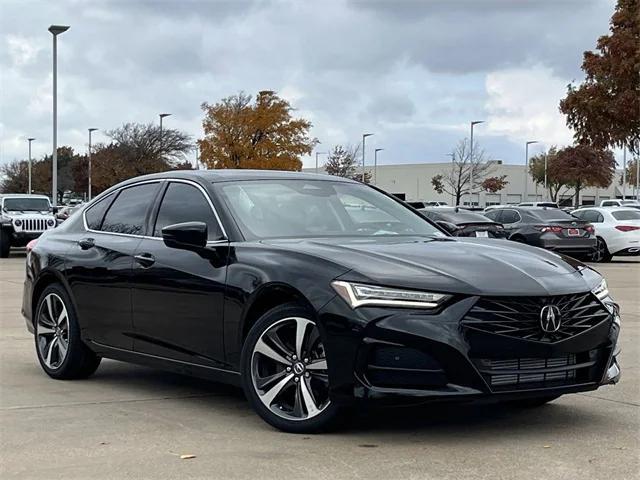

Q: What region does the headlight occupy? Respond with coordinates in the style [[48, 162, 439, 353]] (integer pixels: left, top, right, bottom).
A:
[[592, 278, 609, 300], [47, 219, 55, 227], [331, 281, 451, 309], [14, 219, 22, 227]]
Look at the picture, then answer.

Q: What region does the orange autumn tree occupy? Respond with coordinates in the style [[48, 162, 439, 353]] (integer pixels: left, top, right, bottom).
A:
[[199, 91, 317, 170]]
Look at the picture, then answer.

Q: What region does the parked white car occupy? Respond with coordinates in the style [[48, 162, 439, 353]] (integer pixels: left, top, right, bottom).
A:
[[0, 194, 57, 258], [600, 199, 640, 208], [572, 207, 640, 262]]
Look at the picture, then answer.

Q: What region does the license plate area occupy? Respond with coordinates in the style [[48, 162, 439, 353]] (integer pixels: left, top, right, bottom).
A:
[[475, 231, 489, 238], [567, 228, 580, 236]]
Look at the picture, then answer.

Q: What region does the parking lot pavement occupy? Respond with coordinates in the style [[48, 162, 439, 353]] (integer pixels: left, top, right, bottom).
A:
[[1, 252, 638, 480]]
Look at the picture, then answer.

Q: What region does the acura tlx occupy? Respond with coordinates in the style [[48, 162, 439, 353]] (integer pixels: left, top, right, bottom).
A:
[[21, 170, 621, 432]]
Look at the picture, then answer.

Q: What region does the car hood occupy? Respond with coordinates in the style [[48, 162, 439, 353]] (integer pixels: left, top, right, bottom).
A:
[[261, 236, 599, 296]]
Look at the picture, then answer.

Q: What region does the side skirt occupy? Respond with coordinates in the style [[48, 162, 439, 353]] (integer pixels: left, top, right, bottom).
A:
[[88, 341, 242, 387]]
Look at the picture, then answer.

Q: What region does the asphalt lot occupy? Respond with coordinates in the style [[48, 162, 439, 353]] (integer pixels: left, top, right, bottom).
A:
[[0, 251, 638, 480]]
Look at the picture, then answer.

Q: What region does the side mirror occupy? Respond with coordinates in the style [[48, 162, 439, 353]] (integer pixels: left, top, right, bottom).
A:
[[51, 206, 59, 215], [436, 220, 459, 235], [162, 221, 208, 250]]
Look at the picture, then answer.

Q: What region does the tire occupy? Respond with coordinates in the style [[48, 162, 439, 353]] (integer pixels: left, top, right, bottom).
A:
[[591, 237, 612, 263], [508, 395, 561, 408], [34, 284, 101, 380], [0, 229, 10, 258], [241, 303, 347, 433]]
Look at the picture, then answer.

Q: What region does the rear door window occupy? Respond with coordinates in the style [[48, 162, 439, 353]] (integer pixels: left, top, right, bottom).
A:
[[84, 193, 115, 230], [500, 210, 520, 224], [101, 183, 160, 235]]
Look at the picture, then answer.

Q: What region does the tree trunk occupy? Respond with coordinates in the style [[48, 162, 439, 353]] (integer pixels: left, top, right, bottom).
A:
[[574, 184, 581, 207]]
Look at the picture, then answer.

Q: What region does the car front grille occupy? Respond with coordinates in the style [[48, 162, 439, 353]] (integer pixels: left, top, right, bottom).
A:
[[461, 292, 610, 342], [15, 218, 52, 232], [474, 350, 601, 391]]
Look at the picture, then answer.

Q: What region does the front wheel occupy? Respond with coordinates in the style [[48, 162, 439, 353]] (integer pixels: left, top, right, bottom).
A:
[[34, 284, 101, 379], [241, 304, 347, 433]]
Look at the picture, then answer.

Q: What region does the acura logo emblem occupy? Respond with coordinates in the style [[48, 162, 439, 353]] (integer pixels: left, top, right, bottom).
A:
[[540, 305, 562, 333]]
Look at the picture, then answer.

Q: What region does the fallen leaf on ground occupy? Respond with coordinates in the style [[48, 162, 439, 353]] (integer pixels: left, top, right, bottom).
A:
[[180, 454, 196, 460]]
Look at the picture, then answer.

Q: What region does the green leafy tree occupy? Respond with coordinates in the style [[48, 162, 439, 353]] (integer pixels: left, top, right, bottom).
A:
[[323, 144, 371, 183]]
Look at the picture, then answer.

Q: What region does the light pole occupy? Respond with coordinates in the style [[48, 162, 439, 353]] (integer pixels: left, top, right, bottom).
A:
[[524, 140, 538, 202], [468, 121, 484, 206], [636, 152, 639, 200], [544, 150, 548, 201], [362, 133, 373, 182], [88, 128, 98, 201], [315, 152, 327, 174], [48, 24, 70, 207], [446, 152, 455, 204], [159, 113, 171, 146], [622, 146, 627, 200], [374, 148, 383, 185], [27, 138, 35, 194]]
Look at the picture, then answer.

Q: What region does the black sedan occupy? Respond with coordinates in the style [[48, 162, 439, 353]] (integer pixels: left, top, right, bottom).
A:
[[22, 171, 620, 433], [419, 207, 507, 238], [483, 206, 596, 257]]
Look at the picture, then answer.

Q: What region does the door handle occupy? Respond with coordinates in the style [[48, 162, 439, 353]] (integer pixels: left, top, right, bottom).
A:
[[78, 238, 95, 250], [134, 253, 155, 268]]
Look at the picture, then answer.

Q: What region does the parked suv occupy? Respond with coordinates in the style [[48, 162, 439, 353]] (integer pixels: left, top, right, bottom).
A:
[[0, 194, 57, 257]]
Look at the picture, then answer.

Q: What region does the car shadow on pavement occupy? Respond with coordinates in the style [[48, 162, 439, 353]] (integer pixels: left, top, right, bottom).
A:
[[83, 360, 609, 437]]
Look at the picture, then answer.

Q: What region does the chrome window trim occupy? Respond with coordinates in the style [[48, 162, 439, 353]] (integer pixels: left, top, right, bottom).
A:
[[82, 178, 228, 242]]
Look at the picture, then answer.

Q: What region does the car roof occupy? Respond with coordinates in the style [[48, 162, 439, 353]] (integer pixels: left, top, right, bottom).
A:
[[0, 194, 50, 200], [114, 169, 357, 186], [574, 206, 636, 213]]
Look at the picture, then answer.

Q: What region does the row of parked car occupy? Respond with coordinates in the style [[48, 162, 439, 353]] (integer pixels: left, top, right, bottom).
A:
[[417, 202, 640, 262]]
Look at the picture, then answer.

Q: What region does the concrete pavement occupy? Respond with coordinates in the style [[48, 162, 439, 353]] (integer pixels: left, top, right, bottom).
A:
[[1, 252, 638, 479]]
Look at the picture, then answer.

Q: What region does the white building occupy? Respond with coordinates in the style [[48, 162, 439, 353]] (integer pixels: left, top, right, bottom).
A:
[[305, 161, 634, 207]]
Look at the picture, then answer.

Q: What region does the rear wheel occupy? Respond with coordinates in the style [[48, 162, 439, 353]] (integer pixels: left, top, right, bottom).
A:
[[592, 237, 612, 263], [0, 229, 10, 258], [34, 284, 101, 379], [241, 303, 346, 433]]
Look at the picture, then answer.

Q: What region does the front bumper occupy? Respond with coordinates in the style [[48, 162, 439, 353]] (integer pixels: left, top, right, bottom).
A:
[[319, 294, 621, 406], [9, 230, 42, 247]]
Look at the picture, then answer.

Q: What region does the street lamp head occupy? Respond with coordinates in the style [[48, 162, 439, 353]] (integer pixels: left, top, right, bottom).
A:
[[375, 148, 384, 153], [471, 120, 485, 126], [363, 133, 374, 139], [27, 137, 36, 142], [526, 140, 539, 146], [48, 25, 70, 35], [159, 113, 172, 119], [88, 128, 98, 133]]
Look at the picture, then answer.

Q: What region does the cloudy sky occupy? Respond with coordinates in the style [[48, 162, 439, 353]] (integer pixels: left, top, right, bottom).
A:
[[0, 0, 620, 169]]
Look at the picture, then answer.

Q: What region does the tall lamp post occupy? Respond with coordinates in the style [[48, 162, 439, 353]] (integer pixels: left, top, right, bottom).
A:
[[621, 146, 627, 200], [468, 121, 484, 206], [48, 24, 70, 207], [361, 133, 373, 182], [374, 148, 383, 185], [446, 152, 455, 205], [27, 138, 35, 194], [315, 151, 327, 174], [524, 140, 538, 202], [159, 113, 171, 146], [87, 128, 98, 201]]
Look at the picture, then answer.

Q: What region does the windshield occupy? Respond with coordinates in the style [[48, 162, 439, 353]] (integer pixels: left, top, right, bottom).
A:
[[216, 179, 443, 240], [3, 197, 50, 212], [612, 210, 640, 221]]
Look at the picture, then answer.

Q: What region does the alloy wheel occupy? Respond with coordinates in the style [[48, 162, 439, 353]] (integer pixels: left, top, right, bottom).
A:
[[36, 293, 70, 369], [251, 317, 330, 421], [593, 237, 607, 262]]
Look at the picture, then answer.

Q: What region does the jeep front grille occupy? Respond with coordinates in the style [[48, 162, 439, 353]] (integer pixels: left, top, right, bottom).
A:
[[17, 218, 52, 232]]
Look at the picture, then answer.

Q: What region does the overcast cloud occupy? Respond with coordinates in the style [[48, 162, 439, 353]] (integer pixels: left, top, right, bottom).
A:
[[0, 0, 619, 169]]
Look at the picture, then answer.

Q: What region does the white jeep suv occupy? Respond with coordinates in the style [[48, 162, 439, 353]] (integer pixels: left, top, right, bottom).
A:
[[0, 194, 57, 258]]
